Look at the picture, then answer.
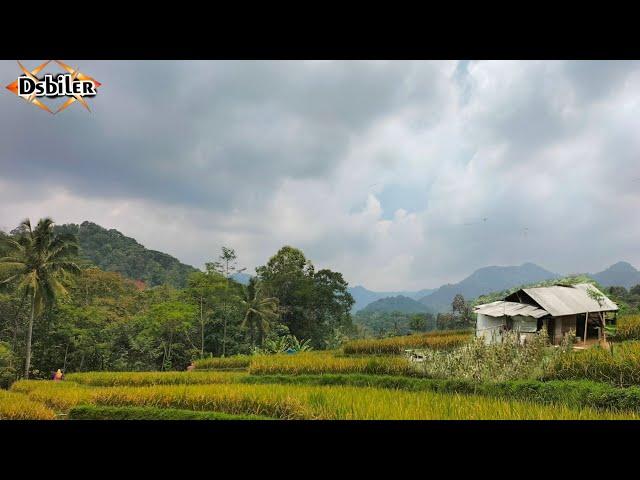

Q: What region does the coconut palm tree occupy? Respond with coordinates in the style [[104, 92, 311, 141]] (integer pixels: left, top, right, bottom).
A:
[[0, 218, 80, 378], [240, 277, 279, 347]]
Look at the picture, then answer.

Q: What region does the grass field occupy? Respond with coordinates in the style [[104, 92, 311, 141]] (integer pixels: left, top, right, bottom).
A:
[[342, 330, 472, 355]]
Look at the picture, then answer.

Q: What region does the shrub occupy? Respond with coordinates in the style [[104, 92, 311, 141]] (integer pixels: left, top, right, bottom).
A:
[[413, 330, 549, 382], [0, 342, 17, 389], [542, 341, 640, 387], [68, 405, 271, 420], [0, 390, 57, 420], [342, 330, 471, 355]]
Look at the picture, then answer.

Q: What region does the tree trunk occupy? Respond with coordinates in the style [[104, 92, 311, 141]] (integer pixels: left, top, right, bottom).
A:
[[200, 296, 204, 358], [24, 293, 36, 379]]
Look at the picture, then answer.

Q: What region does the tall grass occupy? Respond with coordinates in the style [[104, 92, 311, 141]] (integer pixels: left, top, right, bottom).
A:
[[248, 352, 413, 376], [0, 390, 57, 420], [67, 371, 246, 387], [542, 341, 640, 387], [89, 382, 636, 420], [616, 315, 640, 341], [414, 331, 549, 382], [193, 355, 252, 370], [343, 330, 471, 355]]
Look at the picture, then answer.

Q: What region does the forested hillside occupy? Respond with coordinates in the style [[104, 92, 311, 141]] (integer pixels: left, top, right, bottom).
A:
[[53, 222, 198, 288]]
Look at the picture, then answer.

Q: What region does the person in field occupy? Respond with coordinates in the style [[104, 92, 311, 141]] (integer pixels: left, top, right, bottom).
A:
[[186, 362, 195, 372], [53, 369, 63, 381]]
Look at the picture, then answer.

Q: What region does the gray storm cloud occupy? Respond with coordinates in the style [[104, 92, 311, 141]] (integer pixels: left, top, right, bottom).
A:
[[1, 60, 639, 290]]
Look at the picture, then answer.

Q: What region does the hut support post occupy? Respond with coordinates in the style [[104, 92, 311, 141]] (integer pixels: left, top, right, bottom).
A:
[[584, 312, 589, 343], [601, 312, 606, 343]]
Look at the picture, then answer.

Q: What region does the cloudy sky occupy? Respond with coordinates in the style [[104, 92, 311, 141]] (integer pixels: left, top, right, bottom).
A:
[[1, 60, 639, 290]]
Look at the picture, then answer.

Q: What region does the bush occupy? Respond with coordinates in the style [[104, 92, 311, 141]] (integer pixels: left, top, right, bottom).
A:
[[343, 330, 471, 355], [0, 342, 17, 389], [68, 405, 271, 420], [542, 341, 640, 387]]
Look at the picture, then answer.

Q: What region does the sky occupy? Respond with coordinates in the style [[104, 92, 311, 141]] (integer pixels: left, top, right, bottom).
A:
[[1, 60, 639, 290]]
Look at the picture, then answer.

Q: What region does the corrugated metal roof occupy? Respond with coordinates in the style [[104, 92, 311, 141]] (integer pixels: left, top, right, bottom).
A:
[[521, 283, 618, 317], [474, 301, 549, 319]]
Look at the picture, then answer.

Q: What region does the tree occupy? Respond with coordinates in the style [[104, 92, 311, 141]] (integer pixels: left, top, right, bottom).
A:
[[409, 314, 427, 333], [256, 246, 354, 348], [186, 270, 227, 358], [207, 247, 245, 356], [143, 301, 197, 370], [240, 277, 279, 347], [0, 218, 80, 378]]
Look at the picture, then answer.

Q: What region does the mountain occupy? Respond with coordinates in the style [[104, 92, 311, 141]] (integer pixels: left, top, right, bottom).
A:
[[418, 262, 560, 313], [53, 221, 199, 288], [589, 261, 640, 289], [348, 286, 436, 312], [360, 295, 431, 314]]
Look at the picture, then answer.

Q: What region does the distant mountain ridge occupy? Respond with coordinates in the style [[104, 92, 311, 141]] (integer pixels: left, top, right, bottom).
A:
[[588, 261, 640, 289], [54, 221, 199, 288], [348, 285, 436, 313], [418, 262, 561, 313]]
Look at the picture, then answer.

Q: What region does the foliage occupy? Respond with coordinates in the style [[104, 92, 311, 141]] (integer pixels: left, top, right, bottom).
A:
[[53, 221, 198, 288], [342, 330, 472, 355], [0, 342, 17, 389], [256, 246, 355, 348], [69, 404, 270, 420], [354, 310, 436, 337], [253, 335, 313, 354], [542, 341, 640, 387], [0, 218, 80, 377], [240, 277, 279, 347]]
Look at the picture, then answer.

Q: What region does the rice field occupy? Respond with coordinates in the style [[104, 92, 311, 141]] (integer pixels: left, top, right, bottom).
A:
[[542, 341, 640, 387], [342, 330, 472, 355], [0, 389, 57, 420], [5, 377, 637, 420], [615, 315, 640, 341], [192, 355, 253, 370], [247, 352, 414, 376]]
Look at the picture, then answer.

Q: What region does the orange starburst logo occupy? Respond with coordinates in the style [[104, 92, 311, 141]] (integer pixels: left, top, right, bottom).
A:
[[5, 60, 101, 114]]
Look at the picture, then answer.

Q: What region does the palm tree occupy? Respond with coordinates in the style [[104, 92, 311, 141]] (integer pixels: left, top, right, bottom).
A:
[[0, 218, 80, 378], [240, 277, 279, 347]]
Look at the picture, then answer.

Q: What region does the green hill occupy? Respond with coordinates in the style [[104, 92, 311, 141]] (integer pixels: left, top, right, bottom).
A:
[[360, 295, 431, 314], [53, 221, 199, 288]]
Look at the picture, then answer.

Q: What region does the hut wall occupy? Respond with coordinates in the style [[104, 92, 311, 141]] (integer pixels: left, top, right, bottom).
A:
[[476, 313, 505, 344]]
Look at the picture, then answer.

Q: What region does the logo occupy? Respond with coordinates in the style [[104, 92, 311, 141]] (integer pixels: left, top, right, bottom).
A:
[[6, 60, 101, 114]]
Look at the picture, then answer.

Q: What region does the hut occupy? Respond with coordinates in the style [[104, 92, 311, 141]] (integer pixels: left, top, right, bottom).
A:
[[474, 283, 618, 345]]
